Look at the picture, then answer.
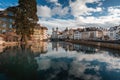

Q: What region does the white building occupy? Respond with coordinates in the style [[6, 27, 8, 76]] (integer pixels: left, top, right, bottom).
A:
[[52, 26, 120, 41], [108, 25, 120, 40], [81, 30, 103, 40], [116, 25, 120, 40], [73, 29, 82, 40], [69, 27, 104, 40], [108, 31, 116, 40]]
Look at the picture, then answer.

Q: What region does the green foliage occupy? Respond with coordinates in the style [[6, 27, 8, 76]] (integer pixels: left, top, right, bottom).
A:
[[11, 0, 38, 42]]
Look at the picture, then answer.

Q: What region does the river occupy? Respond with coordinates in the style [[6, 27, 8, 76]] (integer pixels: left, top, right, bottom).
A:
[[0, 41, 120, 80]]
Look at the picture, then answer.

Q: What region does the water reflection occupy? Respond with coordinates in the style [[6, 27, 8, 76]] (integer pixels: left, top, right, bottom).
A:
[[0, 45, 38, 80], [52, 41, 101, 53], [52, 42, 59, 51], [0, 46, 6, 53], [0, 41, 120, 80], [36, 41, 120, 80], [30, 41, 48, 56]]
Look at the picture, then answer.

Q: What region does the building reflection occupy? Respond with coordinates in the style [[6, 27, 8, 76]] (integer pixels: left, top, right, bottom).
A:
[[52, 42, 59, 51], [30, 41, 48, 54], [0, 45, 6, 53], [73, 44, 100, 53], [0, 42, 120, 80], [51, 41, 100, 53]]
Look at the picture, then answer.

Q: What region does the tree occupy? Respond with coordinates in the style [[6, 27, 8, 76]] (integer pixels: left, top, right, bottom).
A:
[[9, 0, 38, 44]]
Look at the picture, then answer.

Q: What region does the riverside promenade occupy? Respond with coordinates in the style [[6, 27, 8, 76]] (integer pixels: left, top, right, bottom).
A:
[[66, 40, 120, 50]]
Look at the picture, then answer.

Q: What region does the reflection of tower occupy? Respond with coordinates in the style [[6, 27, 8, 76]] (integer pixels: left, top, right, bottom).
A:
[[56, 27, 58, 32], [56, 27, 58, 39], [52, 42, 59, 51]]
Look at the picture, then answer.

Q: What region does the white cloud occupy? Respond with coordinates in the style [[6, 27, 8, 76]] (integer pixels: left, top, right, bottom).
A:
[[38, 47, 120, 71], [38, 18, 78, 28], [38, 16, 120, 34], [0, 8, 5, 11], [52, 6, 69, 16], [47, 0, 58, 3], [69, 0, 102, 17], [38, 11, 120, 34], [36, 59, 51, 70], [37, 5, 51, 18], [37, 1, 120, 34], [75, 6, 120, 26], [38, 18, 81, 34], [47, 0, 61, 6], [96, 7, 102, 12], [47, 0, 69, 16], [75, 15, 120, 28], [98, 2, 103, 6], [69, 61, 101, 80], [37, 3, 69, 18], [35, 43, 120, 79], [108, 6, 120, 17]]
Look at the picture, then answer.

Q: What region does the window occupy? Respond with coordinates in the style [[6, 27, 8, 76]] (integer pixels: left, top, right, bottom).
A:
[[110, 33, 113, 36]]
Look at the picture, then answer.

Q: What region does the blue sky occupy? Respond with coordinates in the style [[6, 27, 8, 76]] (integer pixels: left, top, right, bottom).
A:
[[0, 0, 120, 33]]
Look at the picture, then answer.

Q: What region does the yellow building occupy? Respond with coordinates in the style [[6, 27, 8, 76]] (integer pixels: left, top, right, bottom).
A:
[[32, 24, 48, 41]]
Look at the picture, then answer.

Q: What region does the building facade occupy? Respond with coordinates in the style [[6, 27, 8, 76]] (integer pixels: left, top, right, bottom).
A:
[[74, 30, 81, 40], [116, 25, 120, 40], [0, 34, 5, 45], [108, 25, 120, 40], [51, 27, 59, 40], [32, 24, 48, 41]]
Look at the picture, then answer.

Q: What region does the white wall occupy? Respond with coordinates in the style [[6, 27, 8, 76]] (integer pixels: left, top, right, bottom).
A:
[[108, 31, 116, 40], [73, 31, 81, 40]]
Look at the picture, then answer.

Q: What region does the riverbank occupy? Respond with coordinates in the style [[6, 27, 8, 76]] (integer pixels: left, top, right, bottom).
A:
[[1, 41, 31, 46], [66, 40, 120, 50], [0, 40, 47, 46]]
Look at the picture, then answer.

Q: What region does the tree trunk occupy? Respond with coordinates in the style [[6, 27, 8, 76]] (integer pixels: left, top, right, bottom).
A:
[[21, 34, 28, 44], [24, 35, 28, 44]]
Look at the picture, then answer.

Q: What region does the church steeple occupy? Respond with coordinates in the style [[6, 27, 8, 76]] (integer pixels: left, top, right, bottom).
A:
[[65, 27, 68, 31], [52, 28, 54, 32], [56, 27, 58, 31]]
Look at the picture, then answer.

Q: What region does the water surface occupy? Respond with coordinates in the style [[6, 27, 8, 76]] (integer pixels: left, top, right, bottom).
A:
[[0, 41, 120, 80]]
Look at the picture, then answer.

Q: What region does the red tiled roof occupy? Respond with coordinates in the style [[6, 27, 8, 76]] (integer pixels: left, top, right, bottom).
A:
[[0, 34, 6, 38], [5, 32, 19, 37], [35, 24, 48, 30]]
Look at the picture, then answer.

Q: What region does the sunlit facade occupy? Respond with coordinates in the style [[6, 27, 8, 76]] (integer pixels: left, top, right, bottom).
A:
[[32, 24, 48, 41]]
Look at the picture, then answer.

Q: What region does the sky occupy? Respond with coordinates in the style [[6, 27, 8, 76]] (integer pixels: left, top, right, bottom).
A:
[[0, 0, 120, 34]]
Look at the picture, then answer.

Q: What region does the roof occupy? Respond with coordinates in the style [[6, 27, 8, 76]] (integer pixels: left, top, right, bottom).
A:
[[35, 24, 48, 30], [5, 31, 19, 37], [58, 31, 63, 35], [0, 34, 6, 38], [109, 25, 120, 31]]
